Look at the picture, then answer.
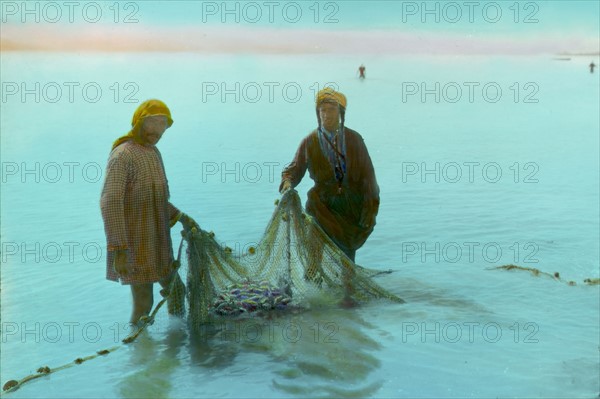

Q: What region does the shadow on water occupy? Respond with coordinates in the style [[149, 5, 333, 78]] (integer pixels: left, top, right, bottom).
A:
[[375, 273, 493, 318]]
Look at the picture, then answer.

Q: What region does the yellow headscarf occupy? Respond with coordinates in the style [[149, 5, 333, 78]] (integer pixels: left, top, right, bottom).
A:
[[316, 88, 347, 110], [112, 99, 174, 150]]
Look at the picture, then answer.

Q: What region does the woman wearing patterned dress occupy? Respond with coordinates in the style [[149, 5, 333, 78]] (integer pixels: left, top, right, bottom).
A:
[[101, 99, 198, 325]]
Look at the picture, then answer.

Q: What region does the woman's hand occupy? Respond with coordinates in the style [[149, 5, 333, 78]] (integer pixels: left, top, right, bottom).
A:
[[280, 179, 292, 194], [358, 212, 375, 230], [113, 249, 129, 277], [180, 213, 200, 232]]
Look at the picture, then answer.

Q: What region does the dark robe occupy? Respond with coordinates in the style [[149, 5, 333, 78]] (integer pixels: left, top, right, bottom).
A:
[[280, 127, 380, 252]]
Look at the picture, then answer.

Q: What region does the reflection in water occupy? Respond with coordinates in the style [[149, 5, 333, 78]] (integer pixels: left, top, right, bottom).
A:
[[113, 289, 389, 397], [267, 308, 385, 398], [182, 291, 388, 398], [187, 322, 241, 369], [117, 321, 185, 399], [116, 272, 492, 398]]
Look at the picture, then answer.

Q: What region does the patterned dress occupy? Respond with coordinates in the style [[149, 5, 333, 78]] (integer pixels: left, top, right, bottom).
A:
[[101, 140, 181, 285], [281, 127, 380, 253]]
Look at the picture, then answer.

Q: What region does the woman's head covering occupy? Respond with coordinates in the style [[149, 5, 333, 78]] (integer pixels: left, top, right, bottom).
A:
[[316, 88, 347, 110], [111, 99, 174, 150], [315, 88, 347, 133]]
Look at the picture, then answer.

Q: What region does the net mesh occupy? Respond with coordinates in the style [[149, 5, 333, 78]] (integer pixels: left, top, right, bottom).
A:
[[167, 190, 403, 330]]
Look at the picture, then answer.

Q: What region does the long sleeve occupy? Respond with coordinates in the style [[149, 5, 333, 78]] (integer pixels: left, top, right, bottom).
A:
[[361, 137, 380, 204], [168, 202, 182, 227], [100, 150, 130, 251], [283, 128, 379, 252], [356, 135, 380, 229], [280, 134, 311, 192]]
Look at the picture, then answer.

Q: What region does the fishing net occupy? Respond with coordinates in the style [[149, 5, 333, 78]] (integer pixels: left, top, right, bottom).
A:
[[167, 189, 403, 330]]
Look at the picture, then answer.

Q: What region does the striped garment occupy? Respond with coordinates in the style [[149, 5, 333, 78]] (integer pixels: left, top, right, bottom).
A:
[[317, 127, 347, 183], [100, 140, 181, 285]]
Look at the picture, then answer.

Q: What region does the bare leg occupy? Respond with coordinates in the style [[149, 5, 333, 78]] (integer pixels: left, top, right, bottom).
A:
[[130, 283, 154, 325]]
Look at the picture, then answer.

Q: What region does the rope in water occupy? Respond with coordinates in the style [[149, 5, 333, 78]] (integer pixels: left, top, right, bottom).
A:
[[490, 264, 600, 286], [2, 235, 187, 394], [5, 244, 594, 393]]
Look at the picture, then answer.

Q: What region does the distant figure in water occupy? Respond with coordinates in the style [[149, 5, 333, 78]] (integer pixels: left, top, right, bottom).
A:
[[590, 62, 596, 73], [358, 64, 366, 79]]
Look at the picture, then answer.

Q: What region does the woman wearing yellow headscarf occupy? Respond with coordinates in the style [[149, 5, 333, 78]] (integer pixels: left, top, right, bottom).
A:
[[280, 88, 380, 262], [100, 99, 198, 325]]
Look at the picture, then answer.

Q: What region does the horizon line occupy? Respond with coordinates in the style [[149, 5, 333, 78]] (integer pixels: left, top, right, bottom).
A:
[[2, 25, 599, 56]]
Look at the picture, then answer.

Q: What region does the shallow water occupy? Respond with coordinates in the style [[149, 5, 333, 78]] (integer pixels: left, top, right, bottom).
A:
[[1, 52, 599, 398]]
